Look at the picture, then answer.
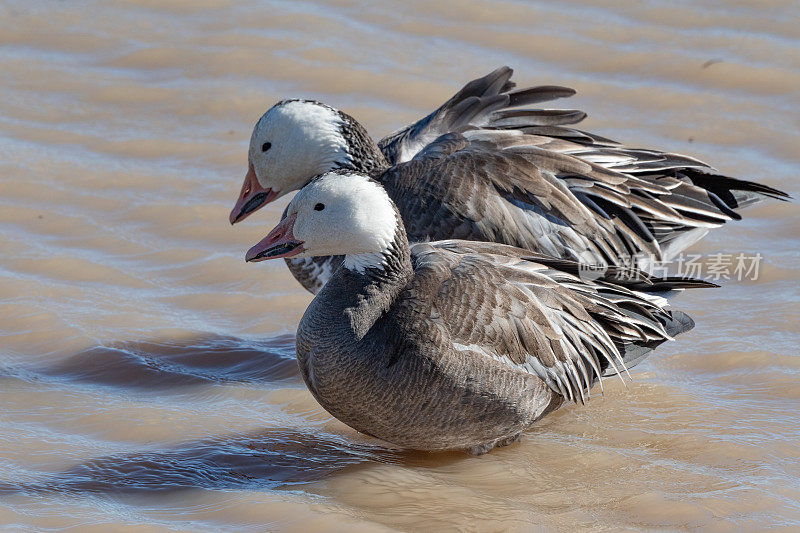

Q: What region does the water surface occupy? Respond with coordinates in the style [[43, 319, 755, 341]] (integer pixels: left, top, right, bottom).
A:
[[1, 0, 799, 530]]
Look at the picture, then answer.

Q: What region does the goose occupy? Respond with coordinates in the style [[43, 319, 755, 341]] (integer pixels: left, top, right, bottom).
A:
[[230, 66, 788, 294], [244, 171, 714, 454]]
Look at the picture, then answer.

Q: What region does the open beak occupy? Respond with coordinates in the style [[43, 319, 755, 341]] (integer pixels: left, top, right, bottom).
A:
[[245, 213, 305, 262], [229, 162, 279, 224]]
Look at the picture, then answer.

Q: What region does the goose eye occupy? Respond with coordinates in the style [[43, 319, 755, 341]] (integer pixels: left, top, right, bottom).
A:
[[314, 203, 325, 211], [261, 142, 271, 152]]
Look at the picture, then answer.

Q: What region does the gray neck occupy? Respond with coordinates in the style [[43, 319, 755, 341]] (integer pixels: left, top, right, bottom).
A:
[[314, 214, 412, 340], [335, 111, 389, 174]]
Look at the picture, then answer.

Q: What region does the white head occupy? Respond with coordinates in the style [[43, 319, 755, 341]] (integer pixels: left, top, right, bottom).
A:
[[245, 172, 399, 273], [229, 100, 350, 224]]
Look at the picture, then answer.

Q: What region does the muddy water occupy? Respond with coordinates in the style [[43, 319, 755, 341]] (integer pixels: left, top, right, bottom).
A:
[[1, 0, 799, 530]]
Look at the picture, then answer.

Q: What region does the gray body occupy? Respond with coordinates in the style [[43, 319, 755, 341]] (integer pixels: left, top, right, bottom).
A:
[[296, 262, 561, 452], [294, 215, 708, 453], [284, 67, 788, 293]]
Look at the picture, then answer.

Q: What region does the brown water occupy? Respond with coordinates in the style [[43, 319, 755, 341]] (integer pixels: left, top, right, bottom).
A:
[[1, 0, 799, 530]]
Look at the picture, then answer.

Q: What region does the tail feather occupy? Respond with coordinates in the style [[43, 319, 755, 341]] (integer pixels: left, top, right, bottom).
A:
[[601, 310, 695, 377], [684, 170, 791, 209]]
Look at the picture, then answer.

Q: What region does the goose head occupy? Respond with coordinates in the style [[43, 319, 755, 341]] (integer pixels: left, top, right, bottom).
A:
[[245, 171, 398, 273], [229, 100, 353, 224]]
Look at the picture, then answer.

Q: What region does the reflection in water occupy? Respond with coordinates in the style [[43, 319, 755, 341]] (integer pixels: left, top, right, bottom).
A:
[[44, 334, 301, 389], [1, 429, 396, 495]]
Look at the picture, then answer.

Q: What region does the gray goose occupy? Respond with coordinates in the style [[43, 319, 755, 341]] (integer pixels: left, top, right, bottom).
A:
[[244, 171, 713, 454], [230, 66, 788, 293]]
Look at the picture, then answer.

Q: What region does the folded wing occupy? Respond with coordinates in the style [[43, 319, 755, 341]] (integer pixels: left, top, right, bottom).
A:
[[410, 240, 711, 404]]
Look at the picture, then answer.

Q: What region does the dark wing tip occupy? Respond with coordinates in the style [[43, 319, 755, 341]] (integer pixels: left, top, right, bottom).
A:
[[665, 310, 696, 337]]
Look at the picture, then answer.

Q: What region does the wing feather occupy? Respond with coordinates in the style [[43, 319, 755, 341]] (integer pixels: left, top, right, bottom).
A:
[[377, 66, 580, 164], [410, 241, 702, 403], [381, 128, 787, 269]]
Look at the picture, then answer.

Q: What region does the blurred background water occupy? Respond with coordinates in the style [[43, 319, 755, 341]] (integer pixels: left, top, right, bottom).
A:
[[0, 0, 798, 530]]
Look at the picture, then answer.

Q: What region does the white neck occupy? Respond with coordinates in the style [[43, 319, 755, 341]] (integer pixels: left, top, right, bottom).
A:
[[343, 250, 391, 273]]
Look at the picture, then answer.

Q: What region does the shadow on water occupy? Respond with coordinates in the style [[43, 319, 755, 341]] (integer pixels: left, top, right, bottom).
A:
[[2, 333, 468, 497], [0, 428, 466, 496], [42, 334, 302, 389]]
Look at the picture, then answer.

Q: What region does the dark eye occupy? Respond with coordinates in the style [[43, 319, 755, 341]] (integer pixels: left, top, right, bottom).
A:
[[314, 203, 325, 211], [261, 142, 271, 152]]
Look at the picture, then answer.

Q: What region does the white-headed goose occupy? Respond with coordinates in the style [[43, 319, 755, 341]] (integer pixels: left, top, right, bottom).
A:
[[245, 171, 714, 454], [232, 67, 788, 293]]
